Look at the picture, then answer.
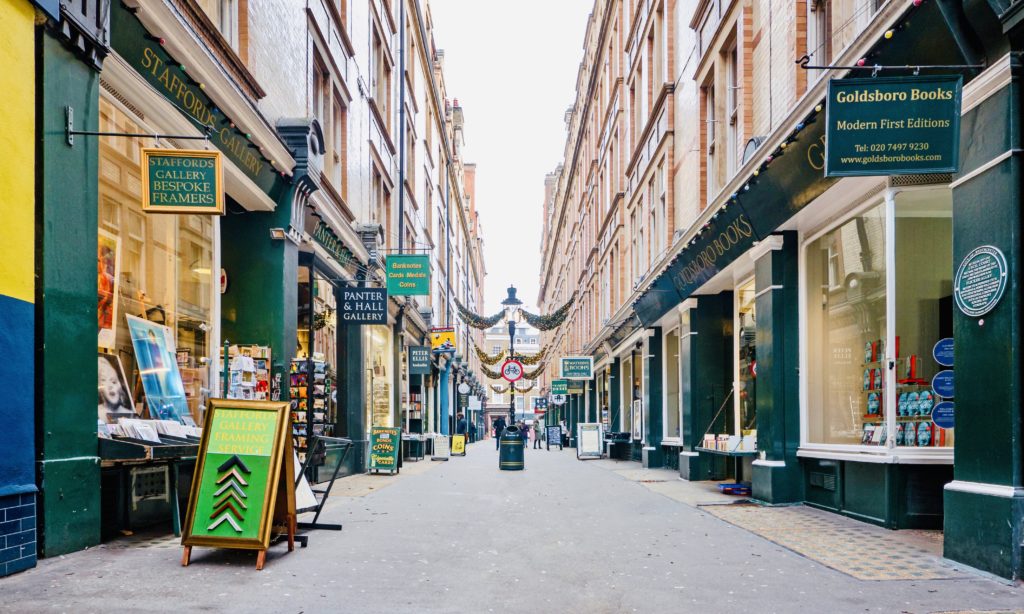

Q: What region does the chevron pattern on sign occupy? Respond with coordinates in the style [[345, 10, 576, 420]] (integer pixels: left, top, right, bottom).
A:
[[208, 454, 252, 532]]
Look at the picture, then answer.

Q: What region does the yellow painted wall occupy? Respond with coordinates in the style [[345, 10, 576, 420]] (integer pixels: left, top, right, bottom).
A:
[[0, 0, 35, 303]]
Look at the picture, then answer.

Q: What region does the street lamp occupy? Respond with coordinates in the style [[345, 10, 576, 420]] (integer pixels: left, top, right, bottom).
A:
[[501, 285, 523, 426]]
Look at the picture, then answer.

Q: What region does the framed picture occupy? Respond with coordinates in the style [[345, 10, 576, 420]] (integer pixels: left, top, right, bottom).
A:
[[97, 229, 121, 349], [97, 352, 137, 424], [126, 314, 190, 422]]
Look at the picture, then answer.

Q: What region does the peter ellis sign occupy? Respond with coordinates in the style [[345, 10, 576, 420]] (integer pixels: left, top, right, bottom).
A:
[[141, 149, 223, 214], [825, 76, 962, 177]]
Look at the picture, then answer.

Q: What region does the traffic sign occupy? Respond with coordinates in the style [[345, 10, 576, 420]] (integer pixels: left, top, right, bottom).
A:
[[500, 360, 524, 382]]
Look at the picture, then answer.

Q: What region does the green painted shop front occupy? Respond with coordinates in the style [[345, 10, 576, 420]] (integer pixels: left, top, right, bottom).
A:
[[627, 0, 1024, 581]]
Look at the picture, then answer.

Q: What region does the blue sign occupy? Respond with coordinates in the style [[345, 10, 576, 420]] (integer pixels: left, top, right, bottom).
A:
[[931, 370, 955, 399], [932, 401, 955, 429], [932, 337, 954, 367]]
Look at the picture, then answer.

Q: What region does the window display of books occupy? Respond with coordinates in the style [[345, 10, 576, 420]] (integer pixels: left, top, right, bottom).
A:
[[860, 335, 946, 447]]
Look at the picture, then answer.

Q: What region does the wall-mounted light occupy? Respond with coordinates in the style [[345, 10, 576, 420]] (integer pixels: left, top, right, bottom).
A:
[[269, 228, 287, 240]]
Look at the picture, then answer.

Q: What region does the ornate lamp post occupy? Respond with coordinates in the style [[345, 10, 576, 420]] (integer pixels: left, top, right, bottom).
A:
[[501, 285, 523, 426]]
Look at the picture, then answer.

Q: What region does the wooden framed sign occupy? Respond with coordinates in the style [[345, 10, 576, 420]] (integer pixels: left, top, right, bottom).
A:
[[369, 427, 401, 474], [141, 148, 224, 214], [181, 399, 296, 570]]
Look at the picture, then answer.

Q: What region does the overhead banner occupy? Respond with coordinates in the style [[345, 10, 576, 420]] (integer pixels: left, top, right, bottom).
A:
[[386, 254, 430, 295], [561, 356, 594, 379], [338, 288, 386, 324], [181, 400, 295, 559], [825, 75, 962, 177], [409, 345, 431, 375], [141, 149, 223, 214], [551, 379, 568, 395]]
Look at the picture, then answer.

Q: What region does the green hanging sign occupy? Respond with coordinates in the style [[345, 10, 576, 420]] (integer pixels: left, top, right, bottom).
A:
[[825, 75, 962, 177], [560, 356, 594, 379], [551, 379, 568, 395], [386, 255, 430, 296], [141, 149, 223, 214]]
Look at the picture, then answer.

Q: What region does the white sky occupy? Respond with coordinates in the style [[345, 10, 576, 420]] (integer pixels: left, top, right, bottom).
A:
[[428, 0, 594, 314]]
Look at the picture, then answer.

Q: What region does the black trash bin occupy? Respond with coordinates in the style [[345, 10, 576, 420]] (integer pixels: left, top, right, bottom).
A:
[[498, 426, 525, 471]]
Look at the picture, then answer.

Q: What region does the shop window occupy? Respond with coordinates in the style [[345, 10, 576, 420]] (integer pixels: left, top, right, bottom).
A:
[[621, 356, 633, 433], [366, 326, 393, 427], [665, 329, 681, 439], [804, 191, 954, 450], [736, 279, 756, 436], [97, 99, 212, 425]]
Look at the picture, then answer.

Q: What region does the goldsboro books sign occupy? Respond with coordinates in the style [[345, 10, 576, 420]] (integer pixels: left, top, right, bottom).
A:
[[825, 76, 962, 177]]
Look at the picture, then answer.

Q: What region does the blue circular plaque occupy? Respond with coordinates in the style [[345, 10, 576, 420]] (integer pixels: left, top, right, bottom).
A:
[[931, 370, 955, 398], [932, 337, 954, 367], [932, 401, 955, 429], [955, 246, 1008, 317]]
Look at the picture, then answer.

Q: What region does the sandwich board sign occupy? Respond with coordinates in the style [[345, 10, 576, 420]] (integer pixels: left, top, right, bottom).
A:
[[369, 427, 401, 474], [181, 399, 296, 570], [577, 423, 603, 460]]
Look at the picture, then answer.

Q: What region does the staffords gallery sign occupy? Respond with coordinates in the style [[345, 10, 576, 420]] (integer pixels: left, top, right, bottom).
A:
[[141, 149, 223, 214], [826, 76, 962, 177], [111, 3, 285, 198]]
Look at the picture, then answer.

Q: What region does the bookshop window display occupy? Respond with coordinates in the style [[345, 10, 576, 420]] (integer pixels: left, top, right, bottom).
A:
[[803, 188, 953, 451], [735, 279, 756, 441], [97, 98, 214, 427], [293, 265, 338, 458]]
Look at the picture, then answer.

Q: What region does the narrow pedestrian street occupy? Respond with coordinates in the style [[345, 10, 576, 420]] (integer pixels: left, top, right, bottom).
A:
[[2, 444, 1020, 613]]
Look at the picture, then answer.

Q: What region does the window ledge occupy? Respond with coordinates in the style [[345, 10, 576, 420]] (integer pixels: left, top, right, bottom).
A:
[[797, 445, 953, 465]]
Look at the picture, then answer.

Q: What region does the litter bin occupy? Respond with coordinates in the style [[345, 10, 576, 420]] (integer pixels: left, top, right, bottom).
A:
[[498, 426, 525, 471]]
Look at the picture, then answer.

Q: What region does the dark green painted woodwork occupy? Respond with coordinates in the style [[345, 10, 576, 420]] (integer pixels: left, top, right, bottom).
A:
[[609, 357, 621, 429], [338, 318, 366, 472], [751, 233, 802, 503], [945, 489, 1024, 580], [220, 197, 297, 405], [680, 293, 732, 480], [643, 328, 663, 468], [943, 60, 1024, 581], [587, 382, 596, 423], [35, 32, 101, 556], [843, 463, 890, 526]]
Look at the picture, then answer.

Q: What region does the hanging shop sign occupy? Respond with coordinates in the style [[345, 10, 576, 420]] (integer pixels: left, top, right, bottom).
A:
[[468, 396, 482, 410], [931, 370, 955, 399], [140, 149, 223, 214], [500, 360, 525, 383], [409, 345, 431, 375], [430, 327, 457, 353], [954, 245, 1008, 317], [312, 221, 355, 267], [386, 254, 430, 296], [551, 394, 567, 406], [338, 288, 386, 324], [458, 382, 471, 394], [533, 397, 549, 411], [932, 401, 955, 429], [111, 4, 286, 198], [551, 379, 568, 395], [181, 399, 295, 569], [567, 380, 585, 394], [932, 337, 954, 367], [560, 356, 594, 379], [369, 427, 401, 474], [825, 76, 962, 177]]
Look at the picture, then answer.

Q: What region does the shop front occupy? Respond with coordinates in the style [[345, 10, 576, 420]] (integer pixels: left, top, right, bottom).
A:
[[630, 0, 1024, 580]]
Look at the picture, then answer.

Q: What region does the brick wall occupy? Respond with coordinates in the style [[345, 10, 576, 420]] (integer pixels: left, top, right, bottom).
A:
[[0, 493, 37, 577]]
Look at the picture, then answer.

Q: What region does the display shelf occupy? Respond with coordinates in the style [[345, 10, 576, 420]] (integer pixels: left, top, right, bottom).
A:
[[290, 358, 336, 463]]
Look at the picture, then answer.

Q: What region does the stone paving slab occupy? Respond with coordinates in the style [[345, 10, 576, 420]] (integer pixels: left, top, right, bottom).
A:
[[703, 503, 965, 581]]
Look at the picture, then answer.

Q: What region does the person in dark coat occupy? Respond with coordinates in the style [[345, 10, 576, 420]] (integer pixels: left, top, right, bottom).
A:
[[493, 417, 507, 449]]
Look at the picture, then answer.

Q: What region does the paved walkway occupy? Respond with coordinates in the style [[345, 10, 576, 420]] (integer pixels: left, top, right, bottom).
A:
[[1, 443, 1022, 613]]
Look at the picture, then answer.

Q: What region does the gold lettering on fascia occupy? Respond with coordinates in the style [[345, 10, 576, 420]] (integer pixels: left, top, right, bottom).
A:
[[672, 215, 754, 289], [141, 47, 265, 178]]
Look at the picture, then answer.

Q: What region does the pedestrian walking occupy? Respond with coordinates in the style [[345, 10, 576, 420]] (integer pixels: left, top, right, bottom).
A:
[[456, 413, 467, 440], [533, 420, 542, 449], [469, 421, 477, 444], [493, 416, 507, 450]]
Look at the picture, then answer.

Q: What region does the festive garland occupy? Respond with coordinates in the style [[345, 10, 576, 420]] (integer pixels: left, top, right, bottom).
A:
[[520, 295, 575, 331], [515, 345, 548, 366], [523, 363, 546, 379], [490, 383, 510, 394], [489, 382, 536, 394], [455, 298, 505, 330], [473, 343, 507, 365], [514, 381, 536, 394], [481, 364, 502, 379]]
